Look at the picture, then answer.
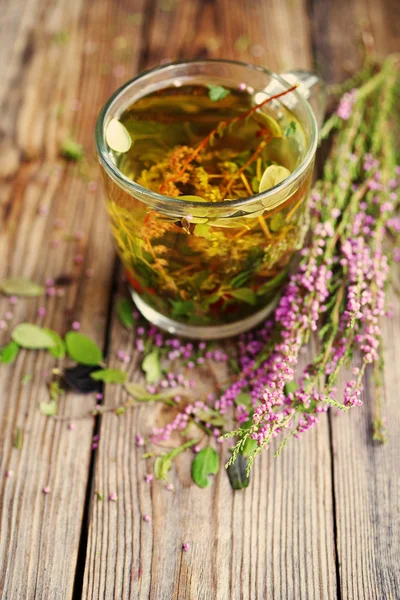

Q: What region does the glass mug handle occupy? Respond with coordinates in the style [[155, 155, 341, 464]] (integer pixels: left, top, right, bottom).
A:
[[279, 70, 327, 128]]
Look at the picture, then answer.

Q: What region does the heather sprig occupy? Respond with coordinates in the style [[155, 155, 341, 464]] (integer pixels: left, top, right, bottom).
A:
[[226, 54, 399, 473]]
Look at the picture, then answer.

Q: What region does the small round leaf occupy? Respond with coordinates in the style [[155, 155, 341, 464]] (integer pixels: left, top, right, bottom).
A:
[[106, 118, 132, 153], [11, 324, 56, 350], [65, 332, 103, 366]]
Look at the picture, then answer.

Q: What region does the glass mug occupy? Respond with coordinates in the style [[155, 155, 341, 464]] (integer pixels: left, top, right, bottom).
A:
[[95, 60, 324, 339]]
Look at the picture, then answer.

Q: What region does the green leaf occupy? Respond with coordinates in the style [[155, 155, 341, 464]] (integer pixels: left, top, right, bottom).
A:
[[44, 329, 66, 359], [242, 436, 258, 457], [234, 392, 252, 407], [39, 400, 58, 417], [170, 299, 195, 318], [60, 138, 84, 161], [0, 341, 20, 364], [193, 224, 214, 240], [154, 455, 172, 481], [14, 426, 23, 449], [91, 368, 127, 384], [105, 118, 132, 153], [269, 213, 286, 232], [234, 34, 250, 51], [284, 120, 297, 137], [196, 409, 225, 427], [141, 349, 161, 383], [207, 85, 231, 102], [284, 381, 298, 396], [230, 288, 256, 305], [227, 454, 250, 490], [191, 447, 219, 488], [65, 332, 103, 366], [0, 278, 45, 297], [21, 373, 32, 385], [124, 382, 178, 405], [11, 323, 56, 350], [116, 297, 135, 329]]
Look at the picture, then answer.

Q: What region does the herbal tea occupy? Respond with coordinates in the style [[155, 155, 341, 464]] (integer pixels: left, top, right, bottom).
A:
[[101, 82, 313, 327]]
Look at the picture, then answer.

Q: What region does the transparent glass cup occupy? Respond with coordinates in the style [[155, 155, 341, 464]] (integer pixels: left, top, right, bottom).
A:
[[95, 60, 323, 339]]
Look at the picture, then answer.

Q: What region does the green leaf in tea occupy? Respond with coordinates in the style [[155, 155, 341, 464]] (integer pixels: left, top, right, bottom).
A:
[[230, 288, 256, 305], [44, 329, 66, 360], [11, 324, 56, 350], [259, 164, 291, 193], [60, 139, 84, 161], [0, 277, 44, 297], [39, 400, 58, 417], [284, 120, 297, 137], [141, 349, 162, 383], [65, 332, 103, 366], [91, 368, 127, 384], [106, 118, 132, 153], [116, 297, 135, 329], [0, 341, 19, 364], [207, 85, 231, 102], [191, 446, 219, 488]]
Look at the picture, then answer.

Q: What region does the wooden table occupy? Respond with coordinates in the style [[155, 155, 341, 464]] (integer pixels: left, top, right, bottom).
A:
[[1, 0, 399, 598]]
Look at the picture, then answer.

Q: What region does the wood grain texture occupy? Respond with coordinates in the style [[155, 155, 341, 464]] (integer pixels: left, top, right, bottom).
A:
[[0, 0, 130, 597], [82, 1, 337, 598], [310, 0, 400, 597]]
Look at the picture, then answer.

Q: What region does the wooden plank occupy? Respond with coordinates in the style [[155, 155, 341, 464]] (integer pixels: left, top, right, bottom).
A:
[[311, 0, 400, 597], [82, 1, 337, 598], [0, 0, 147, 597]]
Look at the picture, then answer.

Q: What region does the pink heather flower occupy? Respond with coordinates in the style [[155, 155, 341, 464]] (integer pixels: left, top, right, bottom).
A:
[[38, 204, 49, 216], [4, 311, 13, 320], [37, 307, 46, 319], [145, 474, 153, 483], [113, 64, 126, 78], [54, 218, 65, 229], [9, 296, 17, 305], [136, 435, 145, 447], [143, 514, 151, 522], [43, 486, 51, 494], [193, 445, 201, 453], [47, 287, 56, 296], [45, 278, 55, 286], [72, 321, 80, 330], [6, 470, 14, 478], [88, 180, 98, 192], [68, 423, 75, 431], [0, 320, 7, 330], [393, 248, 400, 263], [238, 82, 246, 91], [182, 543, 190, 552], [109, 492, 118, 502], [56, 288, 65, 298], [74, 254, 84, 265], [96, 393, 103, 400], [166, 483, 174, 491], [337, 89, 356, 120]]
